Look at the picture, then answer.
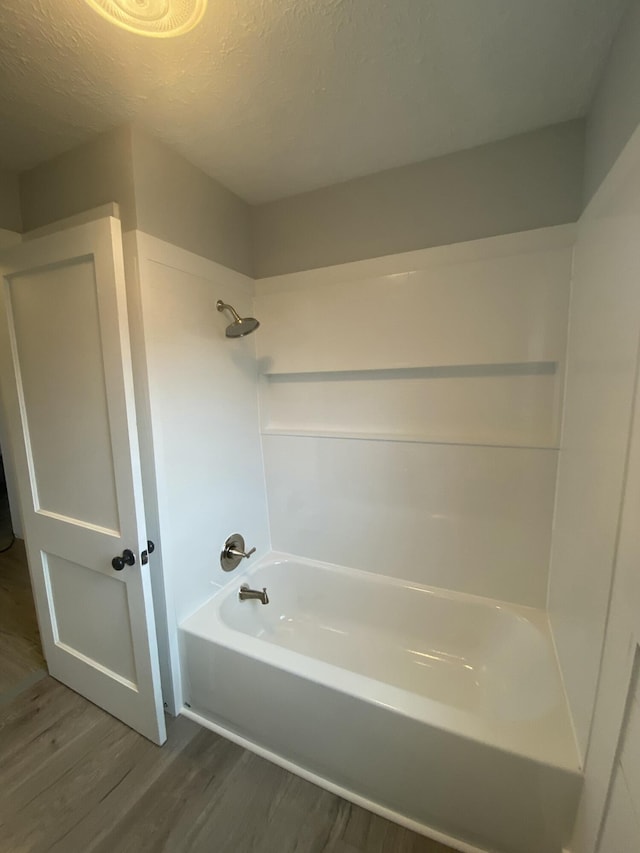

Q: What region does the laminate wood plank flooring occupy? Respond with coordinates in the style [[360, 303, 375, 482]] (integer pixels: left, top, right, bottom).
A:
[[0, 539, 47, 696], [0, 678, 456, 853], [0, 539, 456, 852]]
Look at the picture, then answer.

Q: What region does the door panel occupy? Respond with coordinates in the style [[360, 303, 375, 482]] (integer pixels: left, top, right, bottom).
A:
[[0, 217, 165, 744], [7, 257, 120, 530], [45, 552, 137, 684]]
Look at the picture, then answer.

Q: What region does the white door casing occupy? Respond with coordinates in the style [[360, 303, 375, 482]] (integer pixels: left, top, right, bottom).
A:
[[0, 217, 166, 744]]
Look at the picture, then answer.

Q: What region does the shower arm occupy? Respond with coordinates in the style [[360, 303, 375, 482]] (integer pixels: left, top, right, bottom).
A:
[[216, 301, 242, 323]]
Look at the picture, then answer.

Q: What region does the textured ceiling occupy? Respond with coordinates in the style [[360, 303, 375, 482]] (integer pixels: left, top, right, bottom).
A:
[[0, 0, 629, 202]]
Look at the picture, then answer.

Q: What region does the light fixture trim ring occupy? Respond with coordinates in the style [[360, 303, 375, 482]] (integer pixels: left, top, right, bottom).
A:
[[84, 0, 207, 38]]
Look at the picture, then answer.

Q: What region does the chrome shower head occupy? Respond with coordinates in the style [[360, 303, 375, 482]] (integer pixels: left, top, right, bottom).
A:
[[216, 300, 260, 338]]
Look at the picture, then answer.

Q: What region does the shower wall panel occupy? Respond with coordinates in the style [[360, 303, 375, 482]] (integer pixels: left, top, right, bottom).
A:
[[254, 225, 574, 607], [263, 435, 556, 606], [549, 123, 640, 762], [124, 232, 270, 709]]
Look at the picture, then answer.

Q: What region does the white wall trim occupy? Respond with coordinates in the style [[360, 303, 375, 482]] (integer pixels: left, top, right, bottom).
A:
[[134, 230, 254, 295], [0, 227, 24, 536], [21, 203, 121, 241]]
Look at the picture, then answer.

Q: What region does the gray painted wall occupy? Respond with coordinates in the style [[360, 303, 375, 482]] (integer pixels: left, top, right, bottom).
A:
[[19, 126, 137, 233], [130, 129, 252, 277], [251, 120, 585, 278], [0, 167, 22, 232], [584, 0, 640, 203], [17, 125, 253, 277], [16, 117, 586, 281]]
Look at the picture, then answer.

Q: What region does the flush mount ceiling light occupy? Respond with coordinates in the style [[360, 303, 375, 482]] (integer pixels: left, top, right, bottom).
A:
[[85, 0, 207, 37]]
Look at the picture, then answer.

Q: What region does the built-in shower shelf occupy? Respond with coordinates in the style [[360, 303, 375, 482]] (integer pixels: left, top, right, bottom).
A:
[[261, 427, 559, 451], [260, 361, 558, 379], [259, 359, 563, 450]]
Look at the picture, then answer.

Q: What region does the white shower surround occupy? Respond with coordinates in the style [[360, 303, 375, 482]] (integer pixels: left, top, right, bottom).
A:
[[181, 554, 581, 853], [125, 224, 580, 852], [255, 225, 574, 608], [128, 224, 575, 713]]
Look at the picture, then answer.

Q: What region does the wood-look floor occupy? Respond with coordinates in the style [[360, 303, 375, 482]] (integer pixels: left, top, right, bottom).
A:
[[0, 538, 47, 697], [0, 678, 455, 853], [0, 543, 456, 853]]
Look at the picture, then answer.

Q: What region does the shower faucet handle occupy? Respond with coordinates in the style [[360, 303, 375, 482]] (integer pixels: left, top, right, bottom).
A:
[[220, 533, 256, 571], [227, 545, 256, 560]]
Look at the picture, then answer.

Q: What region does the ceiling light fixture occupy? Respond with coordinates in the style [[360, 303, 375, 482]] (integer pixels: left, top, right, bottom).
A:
[[84, 0, 207, 38]]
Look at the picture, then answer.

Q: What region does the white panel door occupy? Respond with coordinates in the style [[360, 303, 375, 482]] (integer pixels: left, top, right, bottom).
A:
[[0, 217, 165, 744]]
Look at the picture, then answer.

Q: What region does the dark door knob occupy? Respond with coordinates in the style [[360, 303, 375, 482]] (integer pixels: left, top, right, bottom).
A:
[[112, 548, 136, 571]]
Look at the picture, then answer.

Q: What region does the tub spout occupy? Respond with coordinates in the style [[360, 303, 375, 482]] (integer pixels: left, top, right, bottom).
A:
[[239, 584, 269, 605]]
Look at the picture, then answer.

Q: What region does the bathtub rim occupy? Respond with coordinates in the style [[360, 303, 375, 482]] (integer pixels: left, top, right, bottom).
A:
[[204, 548, 555, 628], [181, 550, 581, 773]]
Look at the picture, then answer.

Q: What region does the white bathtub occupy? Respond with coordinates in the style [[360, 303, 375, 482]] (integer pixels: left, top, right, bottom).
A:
[[181, 554, 581, 853]]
